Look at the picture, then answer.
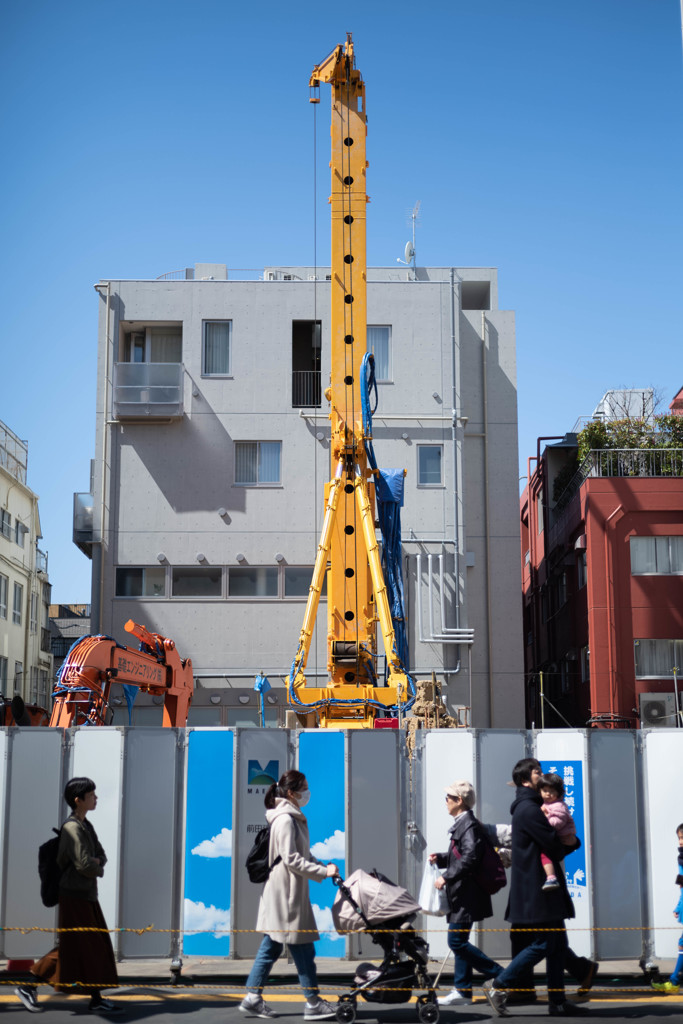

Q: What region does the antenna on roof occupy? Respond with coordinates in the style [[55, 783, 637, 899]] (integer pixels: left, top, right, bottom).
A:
[[396, 201, 420, 278]]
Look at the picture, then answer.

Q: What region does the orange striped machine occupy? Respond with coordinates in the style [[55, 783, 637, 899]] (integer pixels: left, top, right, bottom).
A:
[[49, 619, 193, 728]]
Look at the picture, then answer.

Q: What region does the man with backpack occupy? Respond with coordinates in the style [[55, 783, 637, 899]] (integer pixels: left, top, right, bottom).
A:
[[483, 758, 587, 1018], [429, 779, 505, 1006]]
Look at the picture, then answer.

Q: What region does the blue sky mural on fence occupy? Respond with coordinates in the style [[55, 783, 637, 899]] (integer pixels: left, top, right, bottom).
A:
[[184, 730, 234, 955], [299, 731, 346, 956]]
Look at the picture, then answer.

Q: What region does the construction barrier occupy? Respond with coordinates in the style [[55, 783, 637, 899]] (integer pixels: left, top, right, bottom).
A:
[[0, 727, 681, 966]]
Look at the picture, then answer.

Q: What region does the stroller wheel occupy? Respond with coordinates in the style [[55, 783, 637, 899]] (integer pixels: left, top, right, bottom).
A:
[[416, 999, 439, 1024], [335, 1000, 357, 1024]]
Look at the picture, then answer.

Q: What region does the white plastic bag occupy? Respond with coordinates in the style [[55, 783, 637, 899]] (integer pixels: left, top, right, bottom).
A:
[[418, 861, 448, 916]]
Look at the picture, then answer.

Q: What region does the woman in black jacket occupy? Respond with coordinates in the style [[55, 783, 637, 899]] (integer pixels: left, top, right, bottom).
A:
[[430, 780, 503, 1005]]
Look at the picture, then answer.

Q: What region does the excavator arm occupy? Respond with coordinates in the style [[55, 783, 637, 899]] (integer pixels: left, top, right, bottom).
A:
[[50, 619, 193, 728]]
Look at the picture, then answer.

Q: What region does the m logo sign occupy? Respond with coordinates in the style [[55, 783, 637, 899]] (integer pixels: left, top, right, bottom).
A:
[[248, 760, 279, 786]]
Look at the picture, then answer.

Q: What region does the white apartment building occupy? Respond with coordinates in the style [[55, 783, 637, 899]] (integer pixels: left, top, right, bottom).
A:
[[0, 420, 52, 706], [75, 263, 524, 727]]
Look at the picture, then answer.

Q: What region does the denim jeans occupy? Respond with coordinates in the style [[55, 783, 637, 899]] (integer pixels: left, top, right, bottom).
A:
[[495, 921, 567, 1006], [246, 935, 319, 1001], [447, 919, 502, 998]]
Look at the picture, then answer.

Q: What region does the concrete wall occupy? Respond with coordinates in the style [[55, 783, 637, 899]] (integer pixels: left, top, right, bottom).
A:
[[88, 266, 524, 726], [0, 726, 676, 965]]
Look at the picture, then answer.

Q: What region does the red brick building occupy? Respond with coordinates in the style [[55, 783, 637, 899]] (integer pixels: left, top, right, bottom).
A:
[[521, 399, 683, 728]]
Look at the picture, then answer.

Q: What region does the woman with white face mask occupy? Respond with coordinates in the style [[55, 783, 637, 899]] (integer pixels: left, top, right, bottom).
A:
[[240, 770, 338, 1021]]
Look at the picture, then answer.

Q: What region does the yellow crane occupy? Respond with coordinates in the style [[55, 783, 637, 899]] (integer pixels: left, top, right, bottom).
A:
[[288, 35, 413, 728]]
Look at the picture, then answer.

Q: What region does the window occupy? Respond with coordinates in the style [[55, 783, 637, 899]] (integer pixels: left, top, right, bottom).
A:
[[292, 320, 321, 407], [13, 582, 23, 625], [0, 509, 11, 539], [577, 551, 587, 589], [0, 573, 7, 618], [14, 661, 23, 687], [630, 536, 683, 575], [235, 441, 281, 486], [203, 321, 232, 376], [285, 566, 316, 598], [557, 572, 568, 609], [367, 326, 391, 382], [580, 646, 590, 683], [537, 490, 544, 534], [229, 567, 278, 598], [14, 520, 25, 547], [172, 567, 222, 597], [30, 592, 38, 633], [634, 638, 683, 678], [0, 656, 7, 689], [116, 567, 166, 597], [123, 325, 182, 363], [38, 669, 48, 705], [417, 445, 443, 486]]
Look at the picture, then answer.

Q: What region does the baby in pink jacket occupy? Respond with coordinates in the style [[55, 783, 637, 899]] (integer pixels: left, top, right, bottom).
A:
[[539, 772, 576, 892]]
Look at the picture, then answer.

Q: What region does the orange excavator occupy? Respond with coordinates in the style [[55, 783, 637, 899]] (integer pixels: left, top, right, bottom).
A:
[[49, 619, 193, 727]]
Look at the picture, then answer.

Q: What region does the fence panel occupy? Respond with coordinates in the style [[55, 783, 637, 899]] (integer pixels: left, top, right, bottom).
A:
[[643, 729, 683, 958]]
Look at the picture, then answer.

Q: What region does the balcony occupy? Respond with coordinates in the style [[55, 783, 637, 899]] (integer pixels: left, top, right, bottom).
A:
[[292, 370, 322, 408], [73, 492, 94, 558], [113, 363, 184, 420], [36, 548, 48, 574], [40, 628, 52, 654], [552, 448, 683, 526]]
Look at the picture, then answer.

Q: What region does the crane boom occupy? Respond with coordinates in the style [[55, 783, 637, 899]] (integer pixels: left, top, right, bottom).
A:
[[289, 35, 410, 728]]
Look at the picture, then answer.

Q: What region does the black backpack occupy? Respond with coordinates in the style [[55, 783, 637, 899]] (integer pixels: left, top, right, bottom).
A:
[[246, 825, 281, 884], [38, 827, 63, 907]]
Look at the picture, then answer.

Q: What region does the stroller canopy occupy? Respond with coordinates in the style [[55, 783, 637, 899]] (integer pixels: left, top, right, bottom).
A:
[[332, 869, 422, 934]]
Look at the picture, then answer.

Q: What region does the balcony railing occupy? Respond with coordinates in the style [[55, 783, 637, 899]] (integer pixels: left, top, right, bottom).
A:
[[292, 370, 322, 408], [73, 492, 94, 557], [36, 548, 48, 573], [553, 448, 683, 523], [113, 362, 184, 420]]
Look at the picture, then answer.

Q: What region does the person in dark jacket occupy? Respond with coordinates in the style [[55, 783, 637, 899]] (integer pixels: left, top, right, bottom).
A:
[[483, 759, 587, 1018], [15, 778, 121, 1016], [430, 780, 503, 1005]]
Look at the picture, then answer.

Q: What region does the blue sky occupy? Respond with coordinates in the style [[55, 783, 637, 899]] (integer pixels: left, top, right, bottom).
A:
[[1, 0, 682, 603]]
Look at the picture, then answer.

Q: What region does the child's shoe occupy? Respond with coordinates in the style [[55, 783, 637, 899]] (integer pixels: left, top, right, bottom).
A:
[[542, 875, 560, 891], [651, 980, 680, 994]]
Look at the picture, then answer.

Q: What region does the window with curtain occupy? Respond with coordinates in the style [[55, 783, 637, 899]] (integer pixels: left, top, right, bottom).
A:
[[630, 536, 683, 574], [149, 327, 182, 362], [235, 441, 281, 485], [367, 325, 391, 381], [0, 573, 7, 618], [634, 638, 683, 678], [13, 582, 22, 625], [203, 321, 232, 375], [417, 444, 443, 486]]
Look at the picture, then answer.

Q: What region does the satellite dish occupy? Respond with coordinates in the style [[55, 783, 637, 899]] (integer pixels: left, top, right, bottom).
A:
[[404, 242, 415, 264]]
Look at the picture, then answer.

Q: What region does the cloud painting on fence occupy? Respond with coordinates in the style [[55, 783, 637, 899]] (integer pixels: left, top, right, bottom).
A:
[[311, 829, 345, 860], [191, 827, 233, 858], [184, 898, 231, 939]]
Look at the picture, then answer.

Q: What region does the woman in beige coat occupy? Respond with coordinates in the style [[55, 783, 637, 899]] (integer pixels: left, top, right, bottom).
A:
[[240, 769, 338, 1021]]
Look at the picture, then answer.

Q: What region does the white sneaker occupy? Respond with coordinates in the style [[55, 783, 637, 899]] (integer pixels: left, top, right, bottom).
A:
[[240, 994, 279, 1018], [437, 988, 468, 1006], [483, 979, 509, 1017], [303, 999, 336, 1020]]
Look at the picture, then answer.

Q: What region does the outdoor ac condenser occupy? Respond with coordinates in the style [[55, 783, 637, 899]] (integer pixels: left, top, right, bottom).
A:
[[639, 692, 677, 728]]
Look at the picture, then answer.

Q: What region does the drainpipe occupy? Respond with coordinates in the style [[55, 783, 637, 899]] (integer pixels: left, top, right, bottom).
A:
[[93, 282, 111, 633]]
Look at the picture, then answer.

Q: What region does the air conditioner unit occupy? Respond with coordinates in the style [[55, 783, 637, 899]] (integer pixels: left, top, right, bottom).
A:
[[639, 692, 676, 728]]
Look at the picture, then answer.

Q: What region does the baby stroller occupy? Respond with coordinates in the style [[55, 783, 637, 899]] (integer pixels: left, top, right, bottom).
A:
[[331, 869, 440, 1024]]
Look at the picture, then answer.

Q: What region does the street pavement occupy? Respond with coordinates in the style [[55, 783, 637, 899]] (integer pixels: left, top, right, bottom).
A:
[[1, 958, 682, 1023]]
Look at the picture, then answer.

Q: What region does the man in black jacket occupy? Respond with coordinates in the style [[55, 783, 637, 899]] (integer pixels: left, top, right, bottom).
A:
[[483, 758, 587, 1018]]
